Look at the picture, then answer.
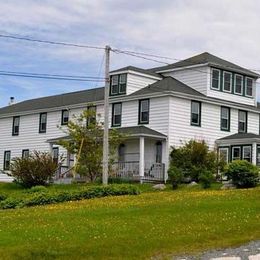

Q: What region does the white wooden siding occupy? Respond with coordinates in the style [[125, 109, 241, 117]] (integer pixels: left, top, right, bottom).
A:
[[162, 66, 208, 95], [127, 73, 158, 95]]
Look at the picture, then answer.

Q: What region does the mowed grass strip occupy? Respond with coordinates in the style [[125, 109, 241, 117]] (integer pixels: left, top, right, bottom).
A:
[[0, 187, 259, 259]]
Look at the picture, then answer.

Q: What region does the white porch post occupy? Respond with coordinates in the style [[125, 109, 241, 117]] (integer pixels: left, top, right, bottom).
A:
[[139, 136, 145, 183], [162, 140, 169, 183], [252, 142, 257, 165]]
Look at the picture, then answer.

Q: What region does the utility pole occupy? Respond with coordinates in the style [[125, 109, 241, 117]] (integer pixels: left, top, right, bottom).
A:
[[102, 45, 111, 185]]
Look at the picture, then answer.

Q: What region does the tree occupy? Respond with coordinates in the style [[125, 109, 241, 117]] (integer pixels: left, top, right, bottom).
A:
[[169, 140, 222, 182], [59, 108, 125, 182]]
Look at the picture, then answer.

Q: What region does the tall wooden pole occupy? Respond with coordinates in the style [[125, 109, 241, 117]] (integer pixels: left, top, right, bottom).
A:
[[102, 45, 111, 185]]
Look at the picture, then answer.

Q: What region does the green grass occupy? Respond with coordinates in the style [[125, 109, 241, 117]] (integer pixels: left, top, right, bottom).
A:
[[0, 183, 259, 259]]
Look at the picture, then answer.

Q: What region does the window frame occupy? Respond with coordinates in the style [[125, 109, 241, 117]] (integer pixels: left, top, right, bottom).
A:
[[61, 109, 69, 126], [218, 147, 229, 163], [238, 110, 247, 133], [39, 112, 47, 133], [234, 74, 243, 95], [86, 105, 97, 127], [190, 101, 201, 127], [220, 106, 230, 131], [110, 74, 127, 96], [245, 77, 253, 97], [222, 71, 232, 93], [232, 146, 241, 161], [111, 103, 122, 127], [12, 116, 20, 136], [22, 149, 29, 159], [242, 145, 252, 162], [52, 147, 59, 165], [3, 151, 11, 171], [119, 74, 127, 94], [211, 68, 221, 90], [138, 99, 150, 125]]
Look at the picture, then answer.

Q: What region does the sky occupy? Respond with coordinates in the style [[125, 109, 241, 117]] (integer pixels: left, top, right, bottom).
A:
[[0, 0, 260, 107]]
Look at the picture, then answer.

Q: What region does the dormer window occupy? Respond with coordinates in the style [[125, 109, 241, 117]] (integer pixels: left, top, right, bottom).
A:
[[110, 74, 127, 96], [211, 69, 220, 90], [223, 72, 232, 93], [234, 74, 243, 95], [245, 77, 253, 97]]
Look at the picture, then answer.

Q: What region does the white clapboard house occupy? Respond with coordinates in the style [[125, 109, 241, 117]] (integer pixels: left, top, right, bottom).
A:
[[0, 52, 259, 182]]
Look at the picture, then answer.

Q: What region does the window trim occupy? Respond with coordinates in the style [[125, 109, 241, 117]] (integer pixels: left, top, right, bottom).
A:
[[61, 109, 69, 126], [222, 71, 232, 93], [218, 147, 229, 163], [22, 149, 29, 159], [12, 116, 20, 136], [39, 112, 47, 133], [245, 77, 253, 97], [238, 110, 247, 133], [110, 74, 127, 96], [211, 68, 221, 90], [190, 101, 201, 127], [242, 145, 252, 162], [119, 74, 127, 94], [3, 150, 11, 171], [111, 102, 122, 127], [86, 105, 97, 126], [232, 146, 241, 161], [52, 147, 59, 164], [234, 74, 243, 95], [138, 99, 150, 125], [220, 106, 230, 132]]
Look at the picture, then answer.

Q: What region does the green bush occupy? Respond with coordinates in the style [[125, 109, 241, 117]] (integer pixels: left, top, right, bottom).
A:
[[26, 185, 48, 193], [0, 184, 140, 210], [0, 194, 7, 201], [108, 177, 135, 184], [169, 140, 221, 182], [10, 151, 59, 188], [168, 166, 184, 189], [224, 160, 259, 188], [199, 170, 214, 189]]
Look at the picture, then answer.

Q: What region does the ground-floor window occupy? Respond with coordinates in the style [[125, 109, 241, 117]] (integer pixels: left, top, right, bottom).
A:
[[52, 147, 59, 165], [4, 151, 11, 170], [242, 146, 251, 162], [232, 146, 241, 161], [231, 145, 252, 162], [218, 147, 229, 163], [257, 146, 260, 166]]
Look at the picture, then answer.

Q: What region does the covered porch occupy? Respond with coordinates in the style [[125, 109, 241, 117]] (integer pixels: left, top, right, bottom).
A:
[[216, 133, 260, 165]]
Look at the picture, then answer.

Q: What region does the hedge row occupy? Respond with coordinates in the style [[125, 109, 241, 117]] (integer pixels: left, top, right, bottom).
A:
[[0, 184, 140, 210]]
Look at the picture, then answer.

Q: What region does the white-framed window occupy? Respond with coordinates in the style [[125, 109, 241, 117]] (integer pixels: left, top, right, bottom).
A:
[[3, 151, 11, 170], [139, 99, 149, 124], [39, 113, 47, 133], [232, 146, 241, 161], [220, 106, 230, 131], [245, 77, 253, 97], [22, 149, 29, 159], [223, 71, 232, 93], [112, 103, 122, 127], [111, 75, 119, 95], [119, 74, 127, 94], [219, 147, 229, 163], [12, 116, 20, 136], [242, 146, 251, 162], [234, 74, 243, 95], [211, 69, 221, 90], [110, 74, 127, 95], [238, 110, 247, 133], [61, 110, 69, 125]]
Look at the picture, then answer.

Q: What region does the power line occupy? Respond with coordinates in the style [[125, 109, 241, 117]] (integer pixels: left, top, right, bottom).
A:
[[0, 34, 105, 50]]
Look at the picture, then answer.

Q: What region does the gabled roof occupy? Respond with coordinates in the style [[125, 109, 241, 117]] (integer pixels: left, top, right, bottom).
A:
[[149, 52, 259, 78], [130, 76, 204, 97], [0, 87, 104, 115], [218, 132, 260, 140], [110, 66, 162, 78]]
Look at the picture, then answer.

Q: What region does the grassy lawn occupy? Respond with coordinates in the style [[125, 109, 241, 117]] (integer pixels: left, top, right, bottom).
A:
[[0, 184, 259, 259]]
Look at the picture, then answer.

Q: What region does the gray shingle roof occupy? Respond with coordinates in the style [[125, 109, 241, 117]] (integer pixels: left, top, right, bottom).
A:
[[218, 133, 260, 140], [0, 87, 104, 115], [110, 66, 162, 78], [149, 52, 259, 78], [130, 76, 205, 97]]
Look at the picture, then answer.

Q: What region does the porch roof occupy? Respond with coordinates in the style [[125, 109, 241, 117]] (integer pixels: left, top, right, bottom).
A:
[[216, 132, 260, 145], [47, 126, 167, 144]]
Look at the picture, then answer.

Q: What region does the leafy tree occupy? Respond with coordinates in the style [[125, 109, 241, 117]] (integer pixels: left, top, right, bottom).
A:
[[59, 108, 125, 182], [169, 140, 221, 182]]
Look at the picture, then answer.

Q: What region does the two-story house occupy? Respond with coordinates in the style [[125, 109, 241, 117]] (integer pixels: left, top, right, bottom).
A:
[[0, 52, 259, 182]]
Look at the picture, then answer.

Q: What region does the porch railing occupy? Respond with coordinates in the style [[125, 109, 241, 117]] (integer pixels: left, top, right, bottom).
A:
[[143, 162, 165, 182], [55, 165, 74, 179]]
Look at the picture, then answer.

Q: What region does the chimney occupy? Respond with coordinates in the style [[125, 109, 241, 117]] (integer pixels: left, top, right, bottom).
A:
[[9, 97, 15, 106]]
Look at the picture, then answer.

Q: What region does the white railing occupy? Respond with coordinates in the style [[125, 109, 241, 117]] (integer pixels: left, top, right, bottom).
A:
[[144, 162, 165, 181]]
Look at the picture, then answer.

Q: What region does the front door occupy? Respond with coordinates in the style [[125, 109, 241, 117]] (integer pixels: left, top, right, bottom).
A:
[[155, 141, 162, 163]]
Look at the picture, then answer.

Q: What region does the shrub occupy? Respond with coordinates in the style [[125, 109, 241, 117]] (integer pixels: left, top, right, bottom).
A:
[[224, 160, 259, 188], [199, 170, 214, 189], [0, 184, 140, 210], [10, 151, 59, 188], [169, 140, 222, 182], [0, 194, 7, 201], [168, 166, 184, 189], [26, 185, 48, 193]]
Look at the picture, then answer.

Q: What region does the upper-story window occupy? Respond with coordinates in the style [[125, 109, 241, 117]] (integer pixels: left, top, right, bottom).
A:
[[112, 103, 122, 127], [139, 99, 149, 124], [191, 101, 201, 126], [39, 113, 47, 133], [238, 110, 247, 133], [220, 106, 230, 131], [211, 69, 221, 90], [12, 116, 20, 136], [87, 106, 96, 126], [234, 74, 243, 95], [245, 77, 253, 97], [61, 110, 69, 125], [110, 74, 127, 96], [223, 71, 232, 93]]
